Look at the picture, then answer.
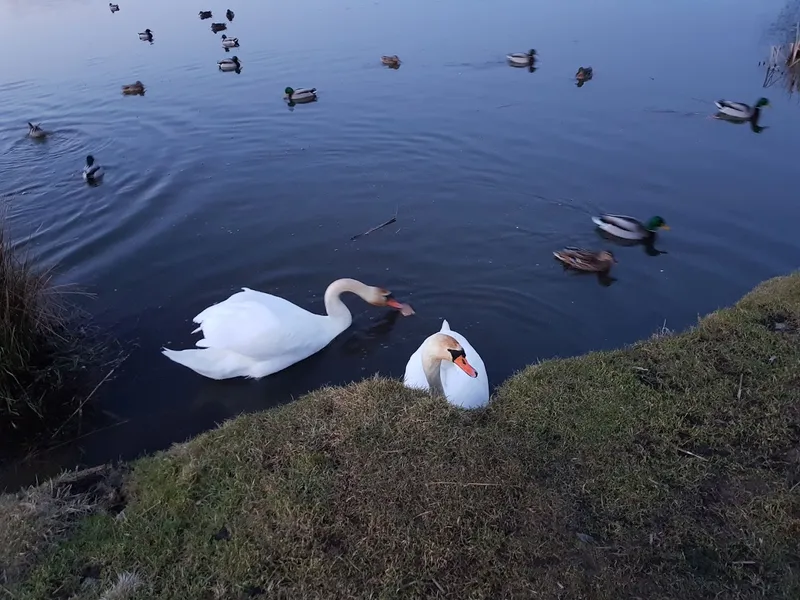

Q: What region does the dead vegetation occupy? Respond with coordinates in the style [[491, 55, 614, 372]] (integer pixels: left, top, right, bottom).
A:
[[5, 273, 800, 599], [0, 218, 124, 455]]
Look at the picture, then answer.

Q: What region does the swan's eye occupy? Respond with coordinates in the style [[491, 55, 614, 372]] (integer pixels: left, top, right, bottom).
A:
[[447, 348, 466, 361]]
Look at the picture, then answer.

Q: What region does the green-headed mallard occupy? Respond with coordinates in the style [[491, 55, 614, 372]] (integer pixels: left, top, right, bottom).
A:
[[714, 98, 769, 120], [592, 215, 669, 241], [27, 122, 47, 139], [121, 80, 145, 95], [381, 55, 401, 68], [82, 155, 104, 182], [284, 87, 317, 103], [507, 49, 536, 67], [553, 248, 616, 273], [138, 29, 153, 41], [221, 34, 239, 48], [218, 56, 241, 71]]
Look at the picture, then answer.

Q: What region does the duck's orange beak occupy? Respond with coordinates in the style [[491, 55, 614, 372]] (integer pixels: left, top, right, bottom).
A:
[[454, 355, 478, 378]]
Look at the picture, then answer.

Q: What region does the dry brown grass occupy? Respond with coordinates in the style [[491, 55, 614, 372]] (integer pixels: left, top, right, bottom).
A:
[[6, 274, 800, 599], [0, 220, 123, 453]]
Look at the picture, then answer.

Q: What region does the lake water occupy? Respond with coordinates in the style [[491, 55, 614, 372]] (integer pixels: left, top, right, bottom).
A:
[[2, 0, 799, 487]]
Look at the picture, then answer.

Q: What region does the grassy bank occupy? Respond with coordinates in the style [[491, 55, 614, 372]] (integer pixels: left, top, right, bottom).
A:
[[4, 274, 800, 599], [0, 221, 120, 453]]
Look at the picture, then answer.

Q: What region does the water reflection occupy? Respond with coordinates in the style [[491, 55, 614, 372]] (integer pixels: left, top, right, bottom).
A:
[[595, 229, 669, 257]]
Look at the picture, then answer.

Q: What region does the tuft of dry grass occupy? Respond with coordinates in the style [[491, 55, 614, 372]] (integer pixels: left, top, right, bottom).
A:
[[0, 465, 124, 590], [0, 219, 123, 453], [6, 273, 800, 599]]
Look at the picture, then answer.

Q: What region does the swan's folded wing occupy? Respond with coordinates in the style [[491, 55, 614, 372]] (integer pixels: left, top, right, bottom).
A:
[[193, 298, 323, 362]]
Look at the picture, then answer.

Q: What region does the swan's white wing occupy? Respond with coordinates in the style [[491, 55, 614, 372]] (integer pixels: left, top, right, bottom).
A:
[[192, 288, 332, 362], [440, 325, 489, 409], [403, 343, 429, 391]]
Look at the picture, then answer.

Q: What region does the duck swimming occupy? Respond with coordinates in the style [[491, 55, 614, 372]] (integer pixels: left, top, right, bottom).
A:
[[221, 34, 239, 48], [27, 122, 47, 139], [591, 214, 669, 241], [553, 248, 615, 273], [109, 3, 120, 12], [218, 56, 241, 71], [284, 87, 317, 103], [82, 155, 104, 182], [576, 66, 593, 85], [121, 81, 145, 95], [507, 49, 536, 67], [211, 22, 227, 33], [714, 98, 769, 121], [381, 55, 401, 68], [199, 10, 212, 19], [138, 29, 153, 41], [226, 9, 235, 21]]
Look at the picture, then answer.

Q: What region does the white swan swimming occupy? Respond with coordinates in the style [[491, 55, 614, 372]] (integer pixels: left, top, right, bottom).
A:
[[404, 320, 489, 409], [163, 278, 415, 380]]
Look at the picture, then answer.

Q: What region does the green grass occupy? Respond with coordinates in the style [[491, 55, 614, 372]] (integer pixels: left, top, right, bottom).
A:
[[0, 219, 121, 452], [4, 274, 800, 599]]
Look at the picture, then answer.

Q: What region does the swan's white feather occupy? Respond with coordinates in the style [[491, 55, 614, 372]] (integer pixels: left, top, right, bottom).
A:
[[403, 320, 489, 409], [163, 287, 346, 379]]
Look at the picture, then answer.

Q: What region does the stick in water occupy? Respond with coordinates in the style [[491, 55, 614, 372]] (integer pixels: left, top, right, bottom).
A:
[[350, 209, 398, 241]]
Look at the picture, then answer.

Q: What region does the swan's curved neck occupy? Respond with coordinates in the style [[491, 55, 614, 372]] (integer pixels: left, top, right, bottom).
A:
[[323, 278, 369, 330], [422, 340, 446, 397]]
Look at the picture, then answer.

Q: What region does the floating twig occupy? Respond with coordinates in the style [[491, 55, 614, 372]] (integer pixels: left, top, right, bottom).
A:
[[51, 362, 123, 438], [350, 208, 398, 241]]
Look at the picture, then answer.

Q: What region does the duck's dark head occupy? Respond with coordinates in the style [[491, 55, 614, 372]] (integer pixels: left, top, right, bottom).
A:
[[645, 216, 669, 231], [86, 155, 95, 166]]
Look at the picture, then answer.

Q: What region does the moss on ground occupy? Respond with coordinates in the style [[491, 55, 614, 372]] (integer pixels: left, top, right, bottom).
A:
[[4, 274, 800, 599]]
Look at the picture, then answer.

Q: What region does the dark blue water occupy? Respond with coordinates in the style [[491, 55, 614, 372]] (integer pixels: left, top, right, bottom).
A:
[[2, 0, 799, 486]]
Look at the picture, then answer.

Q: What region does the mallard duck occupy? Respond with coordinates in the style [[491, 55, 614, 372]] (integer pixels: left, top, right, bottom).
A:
[[82, 155, 104, 182], [284, 87, 317, 103], [226, 9, 235, 21], [221, 34, 239, 48], [218, 56, 241, 71], [109, 3, 120, 12], [211, 22, 227, 33], [553, 248, 616, 273], [121, 81, 145, 95], [714, 98, 770, 120], [507, 49, 536, 67], [591, 215, 669, 241], [199, 10, 212, 19], [138, 29, 153, 41], [576, 66, 593, 81], [27, 122, 46, 139], [381, 55, 401, 68]]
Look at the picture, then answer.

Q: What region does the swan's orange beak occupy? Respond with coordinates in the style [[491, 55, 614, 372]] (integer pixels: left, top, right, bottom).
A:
[[454, 355, 478, 378], [386, 297, 415, 316]]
